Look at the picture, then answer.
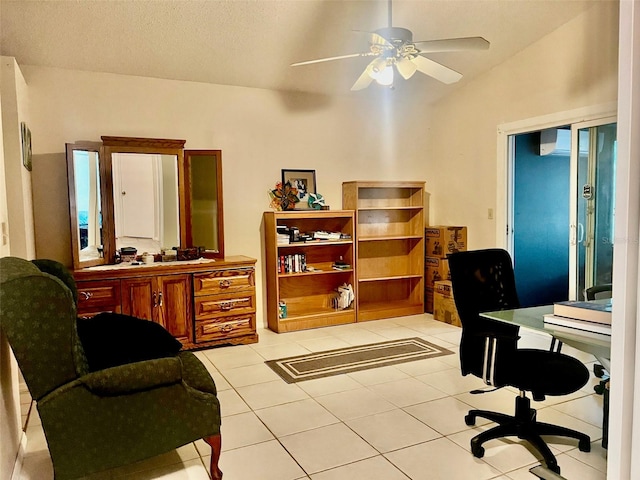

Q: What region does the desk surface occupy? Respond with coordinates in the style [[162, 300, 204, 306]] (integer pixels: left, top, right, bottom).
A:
[[481, 305, 611, 366]]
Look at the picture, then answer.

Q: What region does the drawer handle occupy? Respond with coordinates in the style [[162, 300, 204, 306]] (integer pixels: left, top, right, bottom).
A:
[[219, 279, 231, 289], [220, 301, 234, 311], [219, 324, 234, 333], [153, 292, 163, 308], [80, 291, 93, 301]]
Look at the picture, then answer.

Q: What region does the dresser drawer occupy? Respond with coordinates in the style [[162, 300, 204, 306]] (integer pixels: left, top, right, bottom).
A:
[[195, 314, 255, 342], [193, 268, 255, 296], [194, 292, 255, 320], [76, 280, 121, 313]]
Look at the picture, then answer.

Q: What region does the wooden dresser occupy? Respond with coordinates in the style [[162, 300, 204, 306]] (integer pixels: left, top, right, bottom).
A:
[[74, 256, 257, 349]]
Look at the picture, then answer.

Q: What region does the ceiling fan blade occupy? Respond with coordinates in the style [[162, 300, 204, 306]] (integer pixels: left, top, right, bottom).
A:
[[370, 32, 392, 47], [413, 36, 490, 53], [351, 70, 374, 91], [396, 57, 418, 80], [291, 52, 371, 67], [350, 58, 379, 91], [352, 30, 393, 47], [411, 55, 462, 84]]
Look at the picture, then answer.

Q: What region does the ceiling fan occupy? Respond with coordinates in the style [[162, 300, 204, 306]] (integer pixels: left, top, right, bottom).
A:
[[290, 0, 490, 91]]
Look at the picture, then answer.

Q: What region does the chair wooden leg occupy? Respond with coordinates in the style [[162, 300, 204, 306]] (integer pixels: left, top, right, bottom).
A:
[[204, 434, 223, 480]]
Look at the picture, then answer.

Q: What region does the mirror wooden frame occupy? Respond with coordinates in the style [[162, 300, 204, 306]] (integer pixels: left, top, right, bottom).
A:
[[67, 136, 226, 269], [66, 141, 108, 270], [101, 136, 187, 265]]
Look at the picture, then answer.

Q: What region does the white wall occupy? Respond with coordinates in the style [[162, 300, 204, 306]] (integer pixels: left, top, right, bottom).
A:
[[0, 57, 32, 480], [1, 57, 35, 259], [422, 2, 619, 249]]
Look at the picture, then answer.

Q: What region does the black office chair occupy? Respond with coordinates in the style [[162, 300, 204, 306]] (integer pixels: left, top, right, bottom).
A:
[[584, 283, 612, 301], [448, 248, 591, 474]]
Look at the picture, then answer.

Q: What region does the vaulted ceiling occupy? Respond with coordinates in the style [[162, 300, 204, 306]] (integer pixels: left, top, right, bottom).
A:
[[1, 0, 597, 104]]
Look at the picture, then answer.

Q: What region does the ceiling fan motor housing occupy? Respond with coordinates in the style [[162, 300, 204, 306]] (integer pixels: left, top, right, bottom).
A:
[[375, 27, 413, 44]]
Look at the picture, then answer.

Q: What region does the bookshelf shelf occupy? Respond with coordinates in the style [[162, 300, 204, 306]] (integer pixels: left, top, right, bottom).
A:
[[342, 181, 425, 321], [264, 210, 356, 333]]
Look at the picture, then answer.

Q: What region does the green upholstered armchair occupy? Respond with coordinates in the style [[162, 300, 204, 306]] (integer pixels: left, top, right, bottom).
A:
[[0, 257, 223, 480]]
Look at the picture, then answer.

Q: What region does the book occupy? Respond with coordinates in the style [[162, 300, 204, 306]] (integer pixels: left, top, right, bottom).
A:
[[543, 314, 612, 336], [553, 299, 612, 325]]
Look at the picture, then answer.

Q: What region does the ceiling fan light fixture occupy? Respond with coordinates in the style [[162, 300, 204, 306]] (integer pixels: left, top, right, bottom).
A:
[[373, 64, 394, 86]]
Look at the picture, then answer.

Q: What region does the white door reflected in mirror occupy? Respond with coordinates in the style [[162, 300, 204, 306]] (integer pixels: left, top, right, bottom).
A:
[[112, 153, 180, 255]]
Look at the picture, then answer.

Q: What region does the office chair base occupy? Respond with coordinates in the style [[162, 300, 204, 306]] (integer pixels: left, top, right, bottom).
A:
[[465, 395, 590, 474]]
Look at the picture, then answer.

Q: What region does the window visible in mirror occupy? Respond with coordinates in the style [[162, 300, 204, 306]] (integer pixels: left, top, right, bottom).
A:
[[73, 150, 103, 261]]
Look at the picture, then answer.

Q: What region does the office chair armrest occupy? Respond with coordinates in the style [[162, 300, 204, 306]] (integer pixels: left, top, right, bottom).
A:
[[473, 330, 519, 387], [79, 357, 183, 396]]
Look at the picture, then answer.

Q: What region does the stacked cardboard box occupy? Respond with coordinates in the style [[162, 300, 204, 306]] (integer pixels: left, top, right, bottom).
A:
[[424, 226, 467, 314], [433, 280, 462, 327]]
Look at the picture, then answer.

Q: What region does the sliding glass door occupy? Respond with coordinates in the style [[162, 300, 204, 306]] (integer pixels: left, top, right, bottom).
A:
[[571, 121, 617, 300], [508, 117, 616, 305]]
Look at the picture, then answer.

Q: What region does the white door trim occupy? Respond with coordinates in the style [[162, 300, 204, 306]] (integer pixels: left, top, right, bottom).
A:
[[608, 1, 640, 478]]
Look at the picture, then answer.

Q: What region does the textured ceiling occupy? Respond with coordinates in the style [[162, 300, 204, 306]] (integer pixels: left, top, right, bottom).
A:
[[1, 0, 597, 104]]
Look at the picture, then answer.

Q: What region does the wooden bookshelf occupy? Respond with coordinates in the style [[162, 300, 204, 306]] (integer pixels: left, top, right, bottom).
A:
[[342, 181, 425, 321], [263, 210, 356, 332]]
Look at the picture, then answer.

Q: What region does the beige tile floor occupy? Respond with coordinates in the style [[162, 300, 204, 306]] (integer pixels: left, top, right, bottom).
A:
[[18, 314, 607, 480]]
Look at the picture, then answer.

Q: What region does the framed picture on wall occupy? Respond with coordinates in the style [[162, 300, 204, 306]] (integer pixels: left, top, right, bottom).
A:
[[20, 122, 32, 171], [281, 169, 316, 206]]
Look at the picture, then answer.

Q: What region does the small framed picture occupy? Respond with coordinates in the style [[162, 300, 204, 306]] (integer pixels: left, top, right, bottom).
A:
[[281, 169, 316, 206], [21, 122, 32, 172]]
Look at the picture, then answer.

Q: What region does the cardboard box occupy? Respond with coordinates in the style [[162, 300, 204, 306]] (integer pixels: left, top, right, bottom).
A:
[[425, 256, 451, 289], [433, 280, 461, 327], [424, 287, 434, 314], [425, 226, 468, 258]]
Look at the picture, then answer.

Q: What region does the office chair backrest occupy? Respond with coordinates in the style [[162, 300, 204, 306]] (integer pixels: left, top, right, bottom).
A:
[[448, 249, 521, 379]]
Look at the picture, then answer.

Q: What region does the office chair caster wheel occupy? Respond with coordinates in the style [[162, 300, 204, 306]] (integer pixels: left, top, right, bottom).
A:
[[465, 414, 476, 426], [579, 438, 591, 452], [594, 364, 606, 378], [471, 444, 485, 458]]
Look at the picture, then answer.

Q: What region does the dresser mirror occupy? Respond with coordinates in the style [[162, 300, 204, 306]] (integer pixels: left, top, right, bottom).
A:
[[66, 137, 225, 269], [184, 150, 224, 258], [65, 142, 107, 269], [111, 152, 180, 255]]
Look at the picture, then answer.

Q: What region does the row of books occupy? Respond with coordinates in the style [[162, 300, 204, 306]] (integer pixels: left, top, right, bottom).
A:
[[543, 299, 612, 336], [278, 254, 307, 273]]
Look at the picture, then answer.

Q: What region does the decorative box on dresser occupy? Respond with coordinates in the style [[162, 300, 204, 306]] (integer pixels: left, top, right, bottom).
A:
[[263, 210, 356, 333], [342, 181, 425, 321], [74, 256, 258, 349]]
